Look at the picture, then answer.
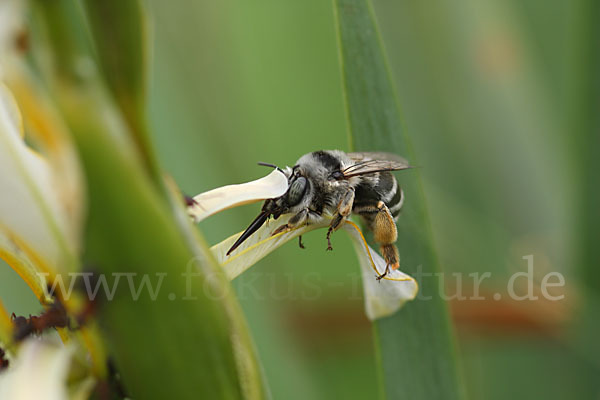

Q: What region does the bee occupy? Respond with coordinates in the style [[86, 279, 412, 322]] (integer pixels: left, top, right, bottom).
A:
[[226, 150, 411, 280]]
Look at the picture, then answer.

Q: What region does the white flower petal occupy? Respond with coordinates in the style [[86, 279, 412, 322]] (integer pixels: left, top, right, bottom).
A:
[[189, 170, 289, 223], [342, 221, 418, 320], [0, 79, 22, 136], [0, 340, 73, 400], [211, 213, 330, 279], [0, 84, 82, 300]]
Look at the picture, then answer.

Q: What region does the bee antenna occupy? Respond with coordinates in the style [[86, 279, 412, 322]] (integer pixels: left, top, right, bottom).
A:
[[257, 162, 284, 173]]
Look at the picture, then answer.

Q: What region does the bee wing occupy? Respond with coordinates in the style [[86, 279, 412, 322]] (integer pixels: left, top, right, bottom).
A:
[[343, 152, 410, 178], [188, 170, 288, 223], [347, 152, 408, 164]]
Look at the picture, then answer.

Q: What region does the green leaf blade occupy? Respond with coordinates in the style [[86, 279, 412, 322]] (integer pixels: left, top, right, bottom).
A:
[[31, 1, 268, 398], [82, 0, 163, 184], [334, 0, 404, 152], [333, 0, 466, 399]]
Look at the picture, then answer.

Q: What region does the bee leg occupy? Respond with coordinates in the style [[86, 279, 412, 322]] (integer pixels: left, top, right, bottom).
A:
[[326, 188, 355, 251], [375, 244, 400, 281], [298, 235, 305, 249], [326, 224, 336, 251], [326, 213, 345, 250], [272, 208, 309, 236], [376, 264, 390, 281], [355, 201, 399, 279]]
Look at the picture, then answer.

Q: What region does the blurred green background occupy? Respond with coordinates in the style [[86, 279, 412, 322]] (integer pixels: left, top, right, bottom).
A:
[[2, 0, 597, 398]]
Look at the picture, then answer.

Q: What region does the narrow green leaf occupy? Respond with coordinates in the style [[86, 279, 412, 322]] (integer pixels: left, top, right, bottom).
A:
[[82, 0, 148, 107], [575, 0, 600, 295], [333, 1, 466, 399], [81, 0, 162, 183], [67, 102, 264, 399], [571, 0, 600, 389]]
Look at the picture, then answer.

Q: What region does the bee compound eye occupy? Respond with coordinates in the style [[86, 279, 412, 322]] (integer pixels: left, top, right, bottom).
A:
[[287, 176, 307, 206], [331, 171, 344, 180]]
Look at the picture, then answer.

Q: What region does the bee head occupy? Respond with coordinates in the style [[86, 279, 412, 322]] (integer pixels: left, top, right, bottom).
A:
[[226, 164, 309, 256], [226, 152, 344, 256]]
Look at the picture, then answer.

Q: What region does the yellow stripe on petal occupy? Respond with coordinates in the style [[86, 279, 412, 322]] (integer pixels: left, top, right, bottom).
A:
[[0, 298, 12, 345], [212, 214, 330, 279], [342, 221, 418, 320], [0, 222, 56, 303], [343, 221, 415, 282]]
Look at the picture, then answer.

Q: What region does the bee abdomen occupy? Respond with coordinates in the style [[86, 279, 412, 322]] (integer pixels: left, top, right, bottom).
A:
[[352, 172, 404, 221], [387, 186, 404, 219]]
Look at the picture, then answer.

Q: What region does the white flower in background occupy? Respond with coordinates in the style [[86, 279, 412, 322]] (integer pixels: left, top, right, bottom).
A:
[[0, 82, 84, 301], [0, 340, 73, 400], [190, 171, 418, 320], [0, 8, 95, 398], [0, 0, 84, 291]]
